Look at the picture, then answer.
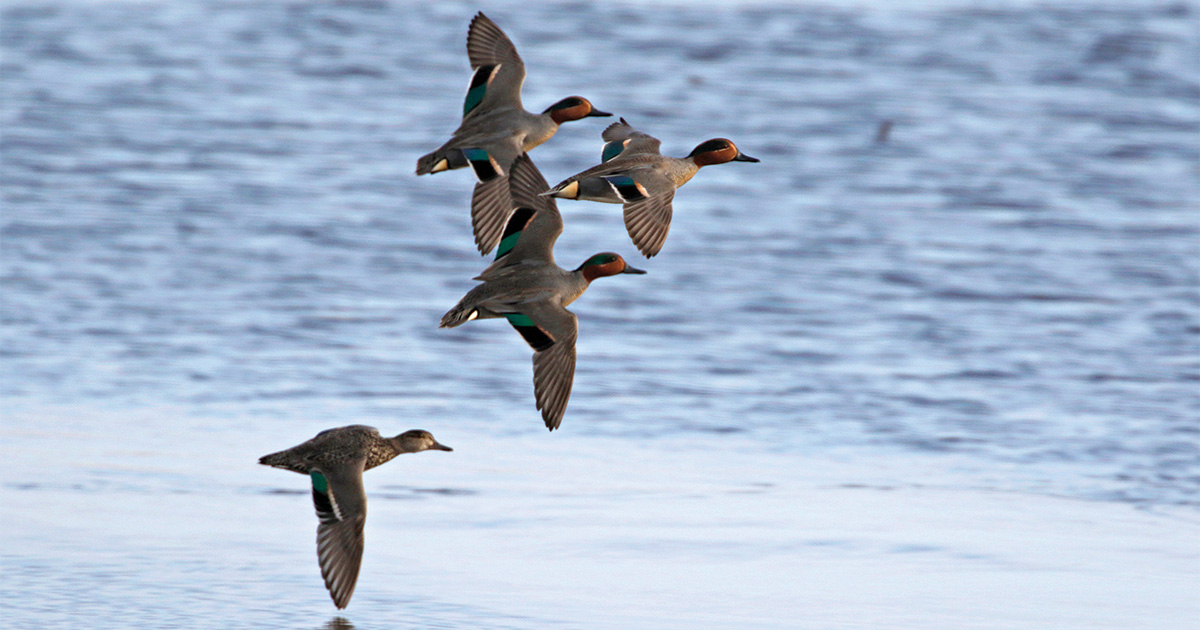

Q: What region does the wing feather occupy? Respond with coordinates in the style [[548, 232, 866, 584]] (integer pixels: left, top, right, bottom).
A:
[[476, 155, 563, 277], [623, 190, 675, 258], [311, 461, 367, 609], [465, 13, 525, 114], [471, 173, 514, 255], [600, 118, 662, 161], [505, 303, 578, 430]]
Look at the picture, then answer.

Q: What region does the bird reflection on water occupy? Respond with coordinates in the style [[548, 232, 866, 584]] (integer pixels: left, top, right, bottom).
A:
[[321, 616, 355, 630]]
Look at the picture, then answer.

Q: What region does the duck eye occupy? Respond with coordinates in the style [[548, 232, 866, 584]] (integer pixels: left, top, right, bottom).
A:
[[690, 139, 729, 157]]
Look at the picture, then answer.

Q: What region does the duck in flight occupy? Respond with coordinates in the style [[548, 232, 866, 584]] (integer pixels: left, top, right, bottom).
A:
[[544, 118, 758, 257], [259, 426, 452, 608], [416, 12, 611, 255], [440, 155, 645, 430]]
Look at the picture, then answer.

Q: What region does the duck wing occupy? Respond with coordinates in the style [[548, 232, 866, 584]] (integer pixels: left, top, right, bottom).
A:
[[563, 163, 676, 258], [463, 12, 525, 117], [476, 155, 562, 278], [619, 173, 675, 258], [501, 302, 578, 430], [310, 460, 368, 609], [600, 118, 662, 162], [467, 139, 524, 255]]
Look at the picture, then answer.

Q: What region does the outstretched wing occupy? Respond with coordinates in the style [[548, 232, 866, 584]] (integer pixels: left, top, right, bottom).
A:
[[467, 140, 524, 255], [561, 163, 675, 259], [476, 155, 563, 277], [463, 12, 525, 117], [310, 461, 367, 609], [501, 302, 578, 430], [600, 118, 662, 162], [622, 186, 675, 258]]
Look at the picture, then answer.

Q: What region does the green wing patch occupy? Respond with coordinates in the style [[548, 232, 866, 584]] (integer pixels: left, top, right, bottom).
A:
[[310, 470, 328, 494], [464, 64, 498, 117], [495, 207, 537, 259], [503, 312, 554, 352]]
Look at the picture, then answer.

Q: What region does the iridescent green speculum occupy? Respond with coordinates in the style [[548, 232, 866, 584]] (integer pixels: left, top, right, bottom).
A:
[[463, 64, 496, 117], [503, 313, 535, 327], [463, 86, 485, 116], [463, 148, 490, 162], [503, 312, 553, 352], [310, 470, 328, 494], [495, 207, 535, 259], [496, 232, 520, 257], [602, 141, 625, 162]]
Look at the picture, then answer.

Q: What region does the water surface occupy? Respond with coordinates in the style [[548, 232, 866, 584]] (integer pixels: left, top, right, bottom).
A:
[[2, 1, 1198, 628]]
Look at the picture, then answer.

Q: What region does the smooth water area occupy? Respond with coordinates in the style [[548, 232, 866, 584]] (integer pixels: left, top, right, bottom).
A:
[[2, 1, 1198, 628]]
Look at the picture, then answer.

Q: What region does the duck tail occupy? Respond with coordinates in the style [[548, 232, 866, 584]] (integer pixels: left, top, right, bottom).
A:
[[439, 301, 479, 329], [415, 151, 437, 175], [416, 148, 466, 175], [416, 148, 503, 182]]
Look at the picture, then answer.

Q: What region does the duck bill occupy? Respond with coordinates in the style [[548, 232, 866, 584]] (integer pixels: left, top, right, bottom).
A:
[[431, 442, 453, 452], [587, 109, 613, 117], [622, 265, 648, 275], [733, 152, 760, 163]]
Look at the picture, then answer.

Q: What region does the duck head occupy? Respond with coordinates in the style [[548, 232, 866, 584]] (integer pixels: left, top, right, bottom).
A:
[[544, 96, 612, 124], [687, 138, 759, 167], [576, 252, 647, 282], [394, 429, 453, 452]]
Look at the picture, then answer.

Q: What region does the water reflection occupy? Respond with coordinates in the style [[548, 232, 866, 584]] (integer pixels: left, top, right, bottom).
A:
[[321, 617, 355, 630]]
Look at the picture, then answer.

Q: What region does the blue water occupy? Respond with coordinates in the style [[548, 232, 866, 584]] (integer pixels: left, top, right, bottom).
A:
[[2, 1, 1198, 628]]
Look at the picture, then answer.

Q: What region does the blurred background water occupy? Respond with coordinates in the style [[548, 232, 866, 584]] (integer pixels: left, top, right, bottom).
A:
[[2, 0, 1198, 628]]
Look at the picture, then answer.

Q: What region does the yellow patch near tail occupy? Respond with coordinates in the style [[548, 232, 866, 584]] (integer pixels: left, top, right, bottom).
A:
[[558, 180, 579, 199]]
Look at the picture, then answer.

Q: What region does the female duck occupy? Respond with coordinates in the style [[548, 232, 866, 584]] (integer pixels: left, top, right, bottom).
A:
[[440, 155, 645, 430], [544, 118, 758, 258], [416, 12, 610, 255], [259, 426, 452, 609]]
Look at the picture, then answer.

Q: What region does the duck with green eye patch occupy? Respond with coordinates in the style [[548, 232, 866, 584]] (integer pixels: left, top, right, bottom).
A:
[[440, 155, 646, 431], [415, 12, 610, 256], [544, 117, 759, 258]]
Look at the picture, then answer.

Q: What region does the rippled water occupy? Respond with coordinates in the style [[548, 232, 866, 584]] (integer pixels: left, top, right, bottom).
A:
[[2, 1, 1198, 628]]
